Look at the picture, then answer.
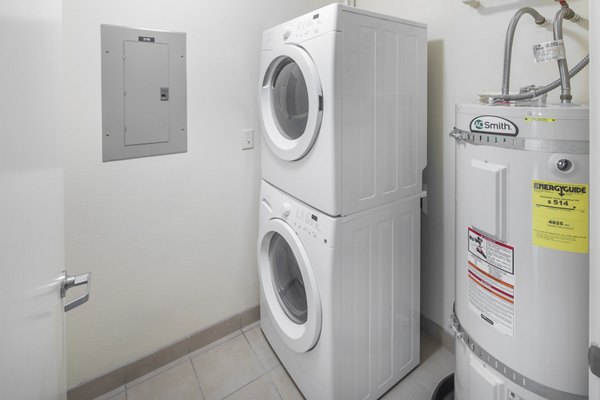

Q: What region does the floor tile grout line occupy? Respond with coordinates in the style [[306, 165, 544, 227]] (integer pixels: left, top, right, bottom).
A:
[[189, 330, 244, 361], [217, 370, 275, 400], [263, 369, 285, 400], [124, 353, 193, 391], [241, 328, 292, 398], [190, 355, 207, 400], [242, 328, 272, 372], [189, 330, 260, 400], [243, 326, 283, 372], [266, 363, 280, 373]]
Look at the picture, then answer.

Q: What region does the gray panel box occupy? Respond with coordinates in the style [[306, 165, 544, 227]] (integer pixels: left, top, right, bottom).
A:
[[101, 25, 187, 161]]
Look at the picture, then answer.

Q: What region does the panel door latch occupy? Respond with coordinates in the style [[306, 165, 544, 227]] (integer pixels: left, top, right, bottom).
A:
[[160, 87, 169, 101]]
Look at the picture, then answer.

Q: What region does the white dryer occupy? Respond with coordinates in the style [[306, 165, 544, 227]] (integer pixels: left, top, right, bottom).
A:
[[259, 4, 427, 217], [257, 180, 423, 399]]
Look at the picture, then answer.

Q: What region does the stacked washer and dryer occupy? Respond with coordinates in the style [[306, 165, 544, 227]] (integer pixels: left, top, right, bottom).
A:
[[256, 4, 427, 400]]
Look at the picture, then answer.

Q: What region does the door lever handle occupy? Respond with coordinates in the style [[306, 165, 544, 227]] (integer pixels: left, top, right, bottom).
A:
[[590, 344, 600, 378], [60, 272, 91, 312]]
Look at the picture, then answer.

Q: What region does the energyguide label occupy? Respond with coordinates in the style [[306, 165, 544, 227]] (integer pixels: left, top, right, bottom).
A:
[[532, 180, 589, 254]]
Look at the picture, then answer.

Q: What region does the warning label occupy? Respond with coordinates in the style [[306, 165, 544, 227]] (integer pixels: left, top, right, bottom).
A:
[[532, 180, 589, 254], [467, 228, 515, 338]]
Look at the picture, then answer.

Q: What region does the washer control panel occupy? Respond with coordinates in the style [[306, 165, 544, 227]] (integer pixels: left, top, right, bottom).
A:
[[261, 181, 334, 246], [288, 207, 326, 244]]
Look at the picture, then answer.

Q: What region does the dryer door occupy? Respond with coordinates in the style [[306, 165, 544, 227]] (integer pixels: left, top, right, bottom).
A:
[[258, 218, 321, 353], [260, 44, 323, 161]]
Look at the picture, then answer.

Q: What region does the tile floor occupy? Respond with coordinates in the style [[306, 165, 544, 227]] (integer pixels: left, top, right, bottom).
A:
[[94, 322, 454, 400]]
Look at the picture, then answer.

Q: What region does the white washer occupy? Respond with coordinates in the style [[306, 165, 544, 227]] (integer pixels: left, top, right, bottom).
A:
[[259, 4, 427, 217], [257, 180, 423, 400]]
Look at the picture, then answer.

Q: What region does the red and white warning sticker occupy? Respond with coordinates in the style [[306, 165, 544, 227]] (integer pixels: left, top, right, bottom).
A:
[[467, 228, 515, 338]]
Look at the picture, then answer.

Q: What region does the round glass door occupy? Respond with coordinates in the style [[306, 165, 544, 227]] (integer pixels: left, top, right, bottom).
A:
[[271, 59, 309, 141], [269, 233, 307, 324], [260, 44, 323, 161], [258, 218, 321, 353]]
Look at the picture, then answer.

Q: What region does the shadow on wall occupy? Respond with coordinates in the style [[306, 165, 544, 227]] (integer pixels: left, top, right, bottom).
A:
[[421, 38, 445, 213], [426, 39, 445, 167], [420, 38, 446, 320]]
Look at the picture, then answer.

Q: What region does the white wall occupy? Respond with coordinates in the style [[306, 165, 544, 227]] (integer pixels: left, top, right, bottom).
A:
[[63, 0, 329, 387], [357, 0, 590, 333]]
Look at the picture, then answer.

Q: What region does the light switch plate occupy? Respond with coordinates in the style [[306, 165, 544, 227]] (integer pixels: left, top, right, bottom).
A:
[[241, 128, 254, 150]]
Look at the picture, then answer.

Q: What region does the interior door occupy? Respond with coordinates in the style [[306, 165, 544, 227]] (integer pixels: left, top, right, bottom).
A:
[[590, 1, 600, 397], [0, 2, 66, 399]]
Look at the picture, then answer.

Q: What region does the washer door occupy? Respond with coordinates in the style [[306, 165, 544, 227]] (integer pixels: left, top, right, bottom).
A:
[[260, 44, 323, 161], [258, 218, 321, 353]]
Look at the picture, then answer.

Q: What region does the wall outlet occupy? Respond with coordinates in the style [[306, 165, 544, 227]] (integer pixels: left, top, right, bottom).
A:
[[241, 128, 254, 150]]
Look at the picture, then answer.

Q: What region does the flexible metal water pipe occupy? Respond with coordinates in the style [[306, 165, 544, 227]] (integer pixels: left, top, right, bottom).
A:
[[501, 7, 546, 96], [554, 4, 576, 103], [490, 54, 589, 103], [492, 2, 588, 104]]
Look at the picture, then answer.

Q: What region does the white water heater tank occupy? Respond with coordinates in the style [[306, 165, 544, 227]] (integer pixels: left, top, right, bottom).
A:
[[452, 103, 589, 400]]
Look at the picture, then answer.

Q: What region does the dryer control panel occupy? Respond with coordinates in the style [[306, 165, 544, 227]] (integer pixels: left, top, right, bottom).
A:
[[282, 16, 321, 42], [261, 4, 339, 49]]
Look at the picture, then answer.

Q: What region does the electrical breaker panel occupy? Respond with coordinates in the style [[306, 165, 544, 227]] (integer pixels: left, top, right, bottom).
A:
[[101, 25, 187, 161]]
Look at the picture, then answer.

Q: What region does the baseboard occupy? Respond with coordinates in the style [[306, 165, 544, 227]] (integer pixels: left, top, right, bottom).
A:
[[67, 305, 260, 400], [420, 313, 455, 354]]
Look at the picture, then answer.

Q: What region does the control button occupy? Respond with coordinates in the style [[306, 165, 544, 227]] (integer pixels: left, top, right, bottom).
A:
[[283, 26, 292, 40], [282, 202, 292, 218]]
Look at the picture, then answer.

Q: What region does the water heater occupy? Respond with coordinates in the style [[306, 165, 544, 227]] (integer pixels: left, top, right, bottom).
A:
[[452, 103, 589, 400], [450, 3, 590, 399]]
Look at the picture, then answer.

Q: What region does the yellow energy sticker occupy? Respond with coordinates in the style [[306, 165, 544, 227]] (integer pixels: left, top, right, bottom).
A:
[[524, 117, 556, 123], [532, 180, 588, 253]]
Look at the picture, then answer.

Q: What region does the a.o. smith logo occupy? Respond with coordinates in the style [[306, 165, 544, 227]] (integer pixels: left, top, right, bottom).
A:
[[470, 115, 519, 136]]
